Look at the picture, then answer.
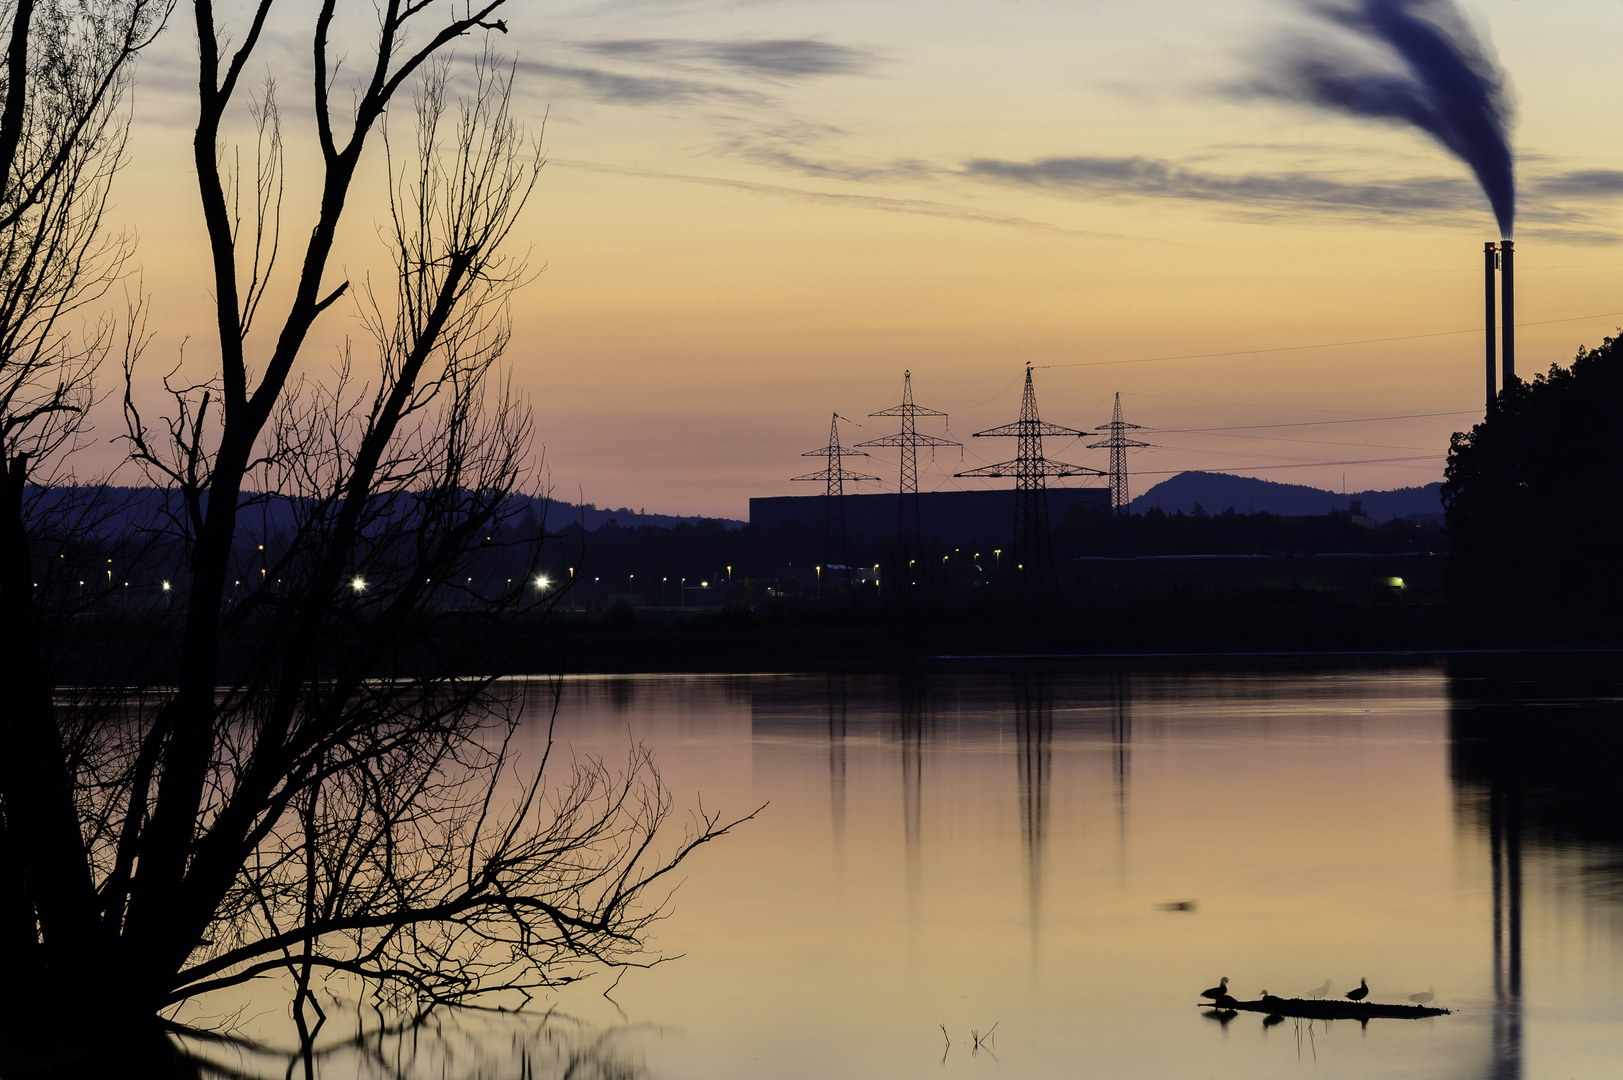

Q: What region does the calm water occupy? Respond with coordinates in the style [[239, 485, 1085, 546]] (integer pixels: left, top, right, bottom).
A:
[[187, 662, 1623, 1079]]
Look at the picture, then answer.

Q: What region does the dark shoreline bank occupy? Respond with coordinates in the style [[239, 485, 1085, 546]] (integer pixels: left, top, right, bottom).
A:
[[52, 597, 1619, 681]]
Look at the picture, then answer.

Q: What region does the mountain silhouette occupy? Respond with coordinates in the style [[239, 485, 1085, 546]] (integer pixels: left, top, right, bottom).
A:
[[1130, 472, 1441, 520]]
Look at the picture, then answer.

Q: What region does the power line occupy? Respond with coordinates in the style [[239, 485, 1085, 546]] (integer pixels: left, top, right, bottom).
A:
[[1150, 409, 1476, 434], [1123, 391, 1377, 415], [1035, 309, 1623, 370]]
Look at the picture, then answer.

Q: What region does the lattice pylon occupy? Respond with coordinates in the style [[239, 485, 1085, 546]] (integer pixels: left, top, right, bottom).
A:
[[857, 371, 959, 578], [793, 412, 879, 586], [955, 365, 1102, 604], [1086, 393, 1150, 514]]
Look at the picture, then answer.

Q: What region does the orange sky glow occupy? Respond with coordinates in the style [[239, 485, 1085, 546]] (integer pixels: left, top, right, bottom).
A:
[[99, 1, 1623, 518]]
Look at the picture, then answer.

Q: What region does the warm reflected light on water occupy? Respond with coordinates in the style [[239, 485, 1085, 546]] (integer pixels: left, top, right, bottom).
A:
[[523, 667, 1620, 1080], [169, 664, 1622, 1079]]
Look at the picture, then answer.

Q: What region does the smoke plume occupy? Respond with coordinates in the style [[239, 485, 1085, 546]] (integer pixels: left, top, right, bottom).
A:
[[1256, 0, 1515, 236]]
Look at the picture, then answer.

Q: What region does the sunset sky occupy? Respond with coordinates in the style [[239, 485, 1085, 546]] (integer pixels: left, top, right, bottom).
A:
[[113, 1, 1623, 518]]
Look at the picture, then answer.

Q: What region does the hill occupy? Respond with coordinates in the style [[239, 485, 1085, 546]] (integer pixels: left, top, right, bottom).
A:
[[1129, 472, 1442, 520], [27, 487, 744, 534]]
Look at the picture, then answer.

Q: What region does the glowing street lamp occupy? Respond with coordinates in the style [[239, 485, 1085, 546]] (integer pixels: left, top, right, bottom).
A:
[[351, 577, 366, 592]]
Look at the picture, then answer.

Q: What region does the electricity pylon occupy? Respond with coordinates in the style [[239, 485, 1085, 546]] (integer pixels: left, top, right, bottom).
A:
[[955, 365, 1101, 603], [793, 412, 878, 586], [857, 371, 960, 578], [1087, 393, 1150, 514]]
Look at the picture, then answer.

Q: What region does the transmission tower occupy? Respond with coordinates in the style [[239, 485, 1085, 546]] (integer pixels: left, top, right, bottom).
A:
[[1087, 393, 1150, 514], [955, 365, 1101, 603], [792, 412, 878, 586], [857, 371, 960, 575]]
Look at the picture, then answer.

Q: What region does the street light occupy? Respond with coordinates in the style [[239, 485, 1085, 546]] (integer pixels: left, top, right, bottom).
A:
[[351, 577, 366, 592]]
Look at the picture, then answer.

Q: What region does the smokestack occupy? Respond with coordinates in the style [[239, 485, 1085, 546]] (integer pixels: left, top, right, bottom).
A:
[[1484, 241, 1497, 406], [1500, 240, 1515, 386]]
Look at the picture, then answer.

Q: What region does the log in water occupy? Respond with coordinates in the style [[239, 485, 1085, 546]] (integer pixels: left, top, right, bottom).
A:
[[1201, 996, 1450, 1021]]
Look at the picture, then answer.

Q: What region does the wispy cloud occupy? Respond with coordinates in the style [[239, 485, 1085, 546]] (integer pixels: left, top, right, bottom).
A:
[[962, 154, 1476, 220], [960, 152, 1623, 241], [579, 39, 875, 79], [514, 60, 769, 106], [550, 158, 1150, 240], [1528, 170, 1623, 201]]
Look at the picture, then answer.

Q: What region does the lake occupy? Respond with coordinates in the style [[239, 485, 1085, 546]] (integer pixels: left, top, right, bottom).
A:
[[183, 659, 1623, 1079]]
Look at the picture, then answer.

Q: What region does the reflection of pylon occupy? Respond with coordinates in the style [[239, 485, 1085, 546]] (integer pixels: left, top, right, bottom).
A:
[[1087, 393, 1150, 514], [793, 412, 878, 584], [955, 365, 1101, 603], [857, 371, 959, 575]]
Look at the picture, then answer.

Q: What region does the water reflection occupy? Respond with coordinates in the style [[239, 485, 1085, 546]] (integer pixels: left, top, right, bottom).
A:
[[1449, 657, 1623, 1080], [1013, 675, 1052, 950], [1111, 670, 1132, 857], [179, 1012, 656, 1080], [112, 665, 1623, 1080], [827, 674, 847, 882], [897, 675, 928, 917]]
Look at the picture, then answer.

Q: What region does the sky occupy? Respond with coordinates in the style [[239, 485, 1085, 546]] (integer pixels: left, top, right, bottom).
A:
[[108, 0, 1623, 518]]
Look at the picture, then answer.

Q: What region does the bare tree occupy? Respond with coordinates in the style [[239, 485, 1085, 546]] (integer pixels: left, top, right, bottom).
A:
[[1, 2, 749, 1068], [0, 0, 171, 1052]]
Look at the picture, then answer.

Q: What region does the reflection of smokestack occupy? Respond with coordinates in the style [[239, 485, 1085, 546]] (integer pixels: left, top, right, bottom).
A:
[[1500, 240, 1515, 386], [1484, 242, 1498, 407]]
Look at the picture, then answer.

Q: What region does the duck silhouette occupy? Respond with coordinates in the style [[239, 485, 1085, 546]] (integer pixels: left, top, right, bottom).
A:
[[1346, 977, 1369, 1002], [1200, 976, 1230, 1001], [1306, 979, 1331, 999], [1408, 987, 1435, 1006]]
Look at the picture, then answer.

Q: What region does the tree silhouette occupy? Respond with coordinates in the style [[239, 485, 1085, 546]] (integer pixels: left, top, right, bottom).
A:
[[1444, 334, 1622, 628], [0, 3, 749, 1066]]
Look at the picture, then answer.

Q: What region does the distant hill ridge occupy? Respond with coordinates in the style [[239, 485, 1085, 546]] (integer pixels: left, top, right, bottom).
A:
[[27, 487, 745, 533], [1129, 472, 1443, 520]]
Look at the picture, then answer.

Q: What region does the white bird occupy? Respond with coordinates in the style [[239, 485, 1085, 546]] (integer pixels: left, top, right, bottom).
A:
[[1409, 987, 1435, 1006], [1306, 979, 1331, 999]]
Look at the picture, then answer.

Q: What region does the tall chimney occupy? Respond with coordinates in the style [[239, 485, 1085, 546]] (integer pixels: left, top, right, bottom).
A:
[[1484, 241, 1497, 406], [1500, 240, 1515, 386]]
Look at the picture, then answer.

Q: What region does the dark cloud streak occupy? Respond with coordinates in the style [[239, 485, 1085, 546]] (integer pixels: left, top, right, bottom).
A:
[[963, 154, 1475, 218], [578, 39, 873, 79], [514, 60, 769, 106]]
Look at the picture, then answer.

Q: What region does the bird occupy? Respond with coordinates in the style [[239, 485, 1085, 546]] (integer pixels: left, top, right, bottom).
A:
[[1346, 977, 1369, 1002], [1200, 977, 1230, 1001], [1409, 987, 1435, 1006], [1307, 979, 1332, 999]]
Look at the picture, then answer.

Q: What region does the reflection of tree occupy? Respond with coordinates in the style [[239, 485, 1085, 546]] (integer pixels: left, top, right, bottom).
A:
[[178, 1011, 654, 1080], [1443, 660, 1623, 1080], [1013, 675, 1052, 949]]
